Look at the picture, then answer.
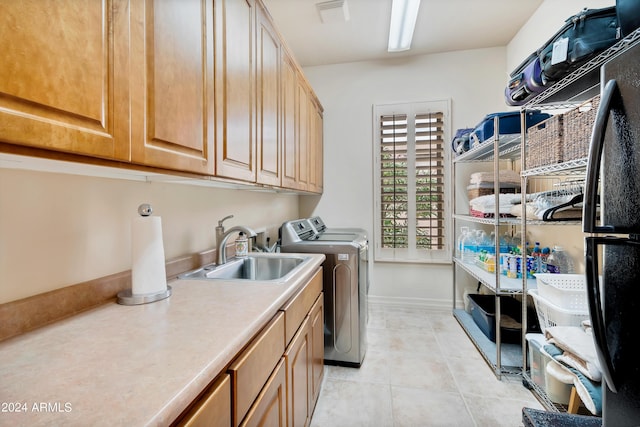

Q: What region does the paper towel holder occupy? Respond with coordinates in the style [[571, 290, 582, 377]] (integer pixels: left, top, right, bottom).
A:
[[117, 203, 172, 306], [117, 286, 172, 305]]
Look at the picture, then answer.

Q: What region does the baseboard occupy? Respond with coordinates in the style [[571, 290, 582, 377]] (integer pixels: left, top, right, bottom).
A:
[[368, 295, 451, 311]]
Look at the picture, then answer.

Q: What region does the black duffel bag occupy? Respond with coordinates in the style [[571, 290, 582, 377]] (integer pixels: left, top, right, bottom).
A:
[[539, 7, 619, 84]]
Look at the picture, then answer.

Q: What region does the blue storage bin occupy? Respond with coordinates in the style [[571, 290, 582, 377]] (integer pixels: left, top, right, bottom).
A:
[[471, 110, 551, 144], [467, 294, 540, 343]]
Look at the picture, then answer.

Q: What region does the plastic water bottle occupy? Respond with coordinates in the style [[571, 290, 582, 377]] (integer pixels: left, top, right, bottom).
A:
[[456, 227, 469, 260], [540, 246, 550, 273], [546, 246, 575, 274], [500, 232, 511, 253], [532, 242, 544, 273], [461, 230, 478, 264]]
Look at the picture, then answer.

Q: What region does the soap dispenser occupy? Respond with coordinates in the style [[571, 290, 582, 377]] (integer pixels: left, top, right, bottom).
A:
[[235, 232, 248, 257]]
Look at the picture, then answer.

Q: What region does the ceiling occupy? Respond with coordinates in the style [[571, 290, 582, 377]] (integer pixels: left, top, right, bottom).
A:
[[262, 0, 543, 67]]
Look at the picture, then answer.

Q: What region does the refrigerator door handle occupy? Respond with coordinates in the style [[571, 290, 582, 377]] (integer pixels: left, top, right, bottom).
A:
[[585, 236, 640, 392], [585, 236, 617, 391], [583, 79, 618, 233]]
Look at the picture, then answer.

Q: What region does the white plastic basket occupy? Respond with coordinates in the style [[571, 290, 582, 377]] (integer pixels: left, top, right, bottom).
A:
[[529, 289, 590, 332], [534, 273, 588, 311]]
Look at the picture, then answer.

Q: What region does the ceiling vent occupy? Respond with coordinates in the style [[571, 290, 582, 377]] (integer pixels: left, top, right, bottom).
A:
[[316, 0, 350, 23]]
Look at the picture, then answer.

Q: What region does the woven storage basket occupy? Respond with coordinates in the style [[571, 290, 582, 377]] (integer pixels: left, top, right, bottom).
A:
[[529, 289, 589, 332], [563, 94, 601, 161], [526, 114, 563, 169], [534, 273, 588, 311]]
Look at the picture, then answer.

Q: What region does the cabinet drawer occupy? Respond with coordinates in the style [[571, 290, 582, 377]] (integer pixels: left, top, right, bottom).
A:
[[280, 268, 322, 345], [229, 312, 285, 427], [240, 358, 287, 427], [175, 374, 231, 427]]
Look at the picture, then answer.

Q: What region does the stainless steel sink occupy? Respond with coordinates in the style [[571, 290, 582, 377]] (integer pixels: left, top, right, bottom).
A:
[[178, 254, 309, 282]]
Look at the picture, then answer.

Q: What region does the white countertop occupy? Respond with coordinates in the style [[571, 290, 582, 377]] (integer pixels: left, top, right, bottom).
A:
[[0, 253, 325, 427]]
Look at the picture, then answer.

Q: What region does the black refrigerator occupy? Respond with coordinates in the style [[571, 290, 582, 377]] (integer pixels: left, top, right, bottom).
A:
[[583, 41, 640, 426]]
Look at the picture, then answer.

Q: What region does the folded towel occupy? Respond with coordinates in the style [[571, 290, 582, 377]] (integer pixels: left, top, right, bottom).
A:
[[469, 193, 523, 214], [469, 170, 520, 185], [544, 343, 602, 415], [544, 326, 602, 382]]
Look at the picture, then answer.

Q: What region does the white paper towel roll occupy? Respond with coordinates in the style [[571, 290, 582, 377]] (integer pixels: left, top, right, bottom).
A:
[[131, 216, 167, 296]]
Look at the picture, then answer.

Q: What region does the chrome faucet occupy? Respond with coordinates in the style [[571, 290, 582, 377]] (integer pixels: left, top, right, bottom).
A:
[[216, 215, 234, 243], [216, 225, 257, 265]]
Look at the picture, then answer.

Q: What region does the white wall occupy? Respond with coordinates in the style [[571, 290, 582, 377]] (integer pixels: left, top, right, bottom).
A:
[[301, 47, 509, 308], [0, 167, 298, 304]]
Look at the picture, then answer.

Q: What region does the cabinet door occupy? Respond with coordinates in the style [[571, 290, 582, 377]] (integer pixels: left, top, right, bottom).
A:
[[296, 80, 310, 191], [307, 97, 323, 194], [309, 293, 324, 412], [312, 102, 324, 194], [176, 374, 231, 427], [284, 317, 311, 427], [129, 0, 214, 174], [281, 51, 299, 190], [255, 1, 280, 186], [0, 0, 130, 160], [240, 358, 287, 427], [215, 0, 256, 182]]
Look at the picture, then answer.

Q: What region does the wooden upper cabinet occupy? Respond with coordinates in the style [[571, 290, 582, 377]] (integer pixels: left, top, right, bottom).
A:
[[296, 79, 310, 191], [0, 0, 321, 191], [281, 50, 299, 190], [309, 98, 324, 194], [280, 52, 324, 194], [0, 0, 130, 160], [214, 0, 256, 182], [256, 1, 281, 187], [129, 0, 214, 174]]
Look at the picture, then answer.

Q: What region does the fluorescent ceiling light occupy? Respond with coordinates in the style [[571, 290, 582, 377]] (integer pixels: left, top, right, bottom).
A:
[[388, 0, 421, 52]]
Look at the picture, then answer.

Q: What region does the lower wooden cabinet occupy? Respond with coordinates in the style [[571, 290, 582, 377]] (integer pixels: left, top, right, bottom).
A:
[[285, 317, 311, 427], [175, 374, 231, 427], [229, 312, 286, 426], [173, 268, 324, 427], [309, 295, 324, 412], [240, 358, 287, 427]]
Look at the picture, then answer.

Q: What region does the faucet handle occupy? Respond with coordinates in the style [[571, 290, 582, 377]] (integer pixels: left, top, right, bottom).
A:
[[218, 215, 234, 227]]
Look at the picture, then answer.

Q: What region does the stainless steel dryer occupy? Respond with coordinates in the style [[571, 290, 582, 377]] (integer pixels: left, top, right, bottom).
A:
[[279, 218, 368, 367]]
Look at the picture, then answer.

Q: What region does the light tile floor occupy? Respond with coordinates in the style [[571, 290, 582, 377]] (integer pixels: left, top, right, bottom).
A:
[[310, 303, 544, 427]]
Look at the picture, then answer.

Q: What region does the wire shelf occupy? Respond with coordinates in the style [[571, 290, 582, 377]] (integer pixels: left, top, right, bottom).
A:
[[525, 28, 640, 108], [453, 214, 521, 226], [453, 133, 521, 163], [522, 157, 589, 177]]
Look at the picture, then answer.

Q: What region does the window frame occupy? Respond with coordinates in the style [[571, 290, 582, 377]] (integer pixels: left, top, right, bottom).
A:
[[372, 99, 452, 263]]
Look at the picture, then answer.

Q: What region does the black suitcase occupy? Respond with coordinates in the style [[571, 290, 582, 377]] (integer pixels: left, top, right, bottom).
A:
[[539, 7, 619, 84]]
